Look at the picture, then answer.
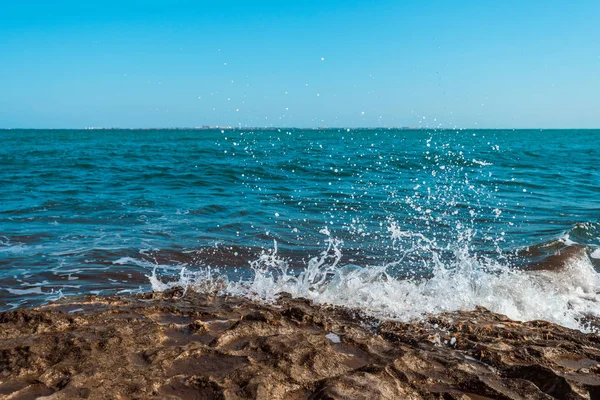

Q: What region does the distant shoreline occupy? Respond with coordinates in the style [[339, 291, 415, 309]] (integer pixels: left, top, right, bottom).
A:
[[1, 127, 599, 131]]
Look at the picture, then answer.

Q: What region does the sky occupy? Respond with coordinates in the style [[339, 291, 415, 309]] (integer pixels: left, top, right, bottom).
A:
[[1, 0, 599, 129]]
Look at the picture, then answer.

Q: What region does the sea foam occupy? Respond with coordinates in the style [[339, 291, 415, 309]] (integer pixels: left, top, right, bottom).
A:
[[150, 230, 600, 333]]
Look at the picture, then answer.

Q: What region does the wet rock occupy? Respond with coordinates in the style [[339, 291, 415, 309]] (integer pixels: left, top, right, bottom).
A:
[[0, 289, 599, 399]]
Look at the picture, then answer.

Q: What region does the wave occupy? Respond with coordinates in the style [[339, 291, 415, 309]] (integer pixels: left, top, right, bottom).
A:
[[150, 227, 600, 333], [561, 222, 600, 247]]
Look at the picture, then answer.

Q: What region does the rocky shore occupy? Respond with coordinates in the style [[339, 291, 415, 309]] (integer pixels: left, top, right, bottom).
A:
[[1, 289, 600, 399]]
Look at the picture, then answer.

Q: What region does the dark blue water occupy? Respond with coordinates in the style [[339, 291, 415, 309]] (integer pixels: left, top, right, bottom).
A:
[[1, 129, 599, 328]]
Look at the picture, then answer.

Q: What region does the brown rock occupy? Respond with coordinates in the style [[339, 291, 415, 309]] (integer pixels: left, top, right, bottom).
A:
[[0, 290, 599, 399]]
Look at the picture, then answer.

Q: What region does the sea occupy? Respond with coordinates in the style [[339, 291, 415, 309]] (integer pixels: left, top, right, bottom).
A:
[[1, 129, 599, 331]]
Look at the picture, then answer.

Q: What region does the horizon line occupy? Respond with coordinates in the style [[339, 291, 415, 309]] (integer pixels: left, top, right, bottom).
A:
[[1, 127, 599, 131]]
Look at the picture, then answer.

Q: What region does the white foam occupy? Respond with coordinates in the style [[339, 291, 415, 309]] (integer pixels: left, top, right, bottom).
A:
[[150, 235, 600, 333], [591, 248, 600, 259], [7, 287, 44, 295], [560, 234, 577, 246], [0, 244, 28, 254], [113, 257, 142, 265], [472, 159, 493, 166]]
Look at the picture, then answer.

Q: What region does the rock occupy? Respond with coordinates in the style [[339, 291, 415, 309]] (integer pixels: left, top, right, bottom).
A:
[[0, 289, 599, 399]]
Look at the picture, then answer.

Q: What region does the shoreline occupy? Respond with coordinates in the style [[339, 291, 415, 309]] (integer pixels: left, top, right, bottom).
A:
[[1, 290, 600, 399]]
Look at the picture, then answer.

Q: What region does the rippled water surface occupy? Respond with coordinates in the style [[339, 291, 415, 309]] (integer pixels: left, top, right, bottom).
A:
[[1, 129, 599, 329]]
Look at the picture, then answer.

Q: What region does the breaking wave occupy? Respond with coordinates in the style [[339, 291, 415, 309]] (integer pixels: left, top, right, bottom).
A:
[[150, 227, 600, 333]]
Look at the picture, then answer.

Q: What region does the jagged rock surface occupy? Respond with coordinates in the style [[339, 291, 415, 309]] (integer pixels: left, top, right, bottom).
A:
[[1, 290, 600, 399]]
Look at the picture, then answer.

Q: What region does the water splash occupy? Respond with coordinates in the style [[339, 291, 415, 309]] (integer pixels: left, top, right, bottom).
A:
[[148, 133, 600, 333], [150, 225, 600, 333]]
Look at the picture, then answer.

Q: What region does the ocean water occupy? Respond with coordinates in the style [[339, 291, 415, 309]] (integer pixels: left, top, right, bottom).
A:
[[1, 129, 599, 331]]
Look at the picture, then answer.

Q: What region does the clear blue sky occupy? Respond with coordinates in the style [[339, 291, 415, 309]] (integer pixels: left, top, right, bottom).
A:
[[1, 0, 599, 128]]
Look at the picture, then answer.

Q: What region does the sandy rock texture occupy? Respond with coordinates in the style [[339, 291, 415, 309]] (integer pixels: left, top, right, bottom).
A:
[[1, 289, 600, 399]]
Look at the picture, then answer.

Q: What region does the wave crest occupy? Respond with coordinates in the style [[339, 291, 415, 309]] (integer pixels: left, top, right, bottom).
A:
[[150, 232, 600, 333]]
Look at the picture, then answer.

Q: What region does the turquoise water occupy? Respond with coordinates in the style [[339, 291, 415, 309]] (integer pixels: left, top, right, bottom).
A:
[[1, 129, 599, 329]]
